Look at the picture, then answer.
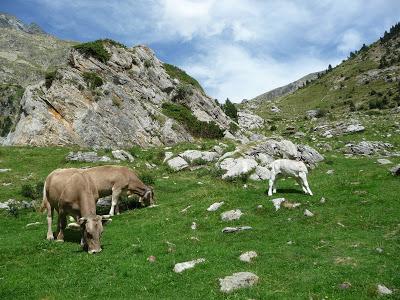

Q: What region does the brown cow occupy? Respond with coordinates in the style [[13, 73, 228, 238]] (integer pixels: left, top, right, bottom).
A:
[[82, 165, 155, 215], [42, 169, 109, 253]]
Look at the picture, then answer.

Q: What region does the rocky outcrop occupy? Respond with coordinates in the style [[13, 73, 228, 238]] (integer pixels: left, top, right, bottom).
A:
[[3, 42, 231, 148], [237, 110, 264, 130], [343, 141, 395, 156]]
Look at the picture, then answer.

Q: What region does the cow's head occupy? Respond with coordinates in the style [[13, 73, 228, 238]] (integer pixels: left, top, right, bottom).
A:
[[78, 215, 110, 254]]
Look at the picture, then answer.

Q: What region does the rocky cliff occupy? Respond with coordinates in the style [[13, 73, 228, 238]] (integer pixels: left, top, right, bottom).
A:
[[3, 40, 232, 148]]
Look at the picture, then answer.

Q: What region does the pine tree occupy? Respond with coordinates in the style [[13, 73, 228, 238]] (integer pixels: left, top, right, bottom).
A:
[[223, 98, 238, 122]]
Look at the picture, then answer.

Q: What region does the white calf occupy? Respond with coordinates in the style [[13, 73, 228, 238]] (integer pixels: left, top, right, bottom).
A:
[[268, 159, 313, 196]]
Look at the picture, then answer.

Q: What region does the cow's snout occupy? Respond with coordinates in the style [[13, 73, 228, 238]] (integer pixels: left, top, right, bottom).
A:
[[88, 248, 102, 254]]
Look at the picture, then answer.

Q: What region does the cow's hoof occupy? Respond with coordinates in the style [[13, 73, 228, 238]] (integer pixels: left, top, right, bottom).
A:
[[47, 235, 54, 241]]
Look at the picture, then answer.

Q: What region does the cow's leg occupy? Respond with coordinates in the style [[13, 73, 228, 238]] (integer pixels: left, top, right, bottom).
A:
[[109, 187, 122, 216], [56, 211, 67, 242], [268, 175, 275, 196], [299, 172, 313, 196], [46, 202, 54, 241], [272, 175, 279, 194]]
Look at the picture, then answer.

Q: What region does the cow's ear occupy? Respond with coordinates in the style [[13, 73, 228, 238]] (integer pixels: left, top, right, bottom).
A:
[[77, 217, 87, 225]]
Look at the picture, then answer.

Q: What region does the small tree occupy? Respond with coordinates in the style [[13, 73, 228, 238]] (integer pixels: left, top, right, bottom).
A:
[[327, 64, 333, 72], [223, 98, 238, 122]]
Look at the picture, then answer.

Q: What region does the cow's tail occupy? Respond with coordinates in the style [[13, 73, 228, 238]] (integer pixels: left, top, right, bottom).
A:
[[40, 180, 48, 213]]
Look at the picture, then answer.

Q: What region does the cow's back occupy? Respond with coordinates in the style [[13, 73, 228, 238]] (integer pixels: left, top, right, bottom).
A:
[[45, 168, 80, 208], [83, 166, 133, 195]]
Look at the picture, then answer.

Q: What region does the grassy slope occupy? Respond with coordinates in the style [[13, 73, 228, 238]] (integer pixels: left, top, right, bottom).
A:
[[250, 34, 399, 120], [0, 144, 399, 299]]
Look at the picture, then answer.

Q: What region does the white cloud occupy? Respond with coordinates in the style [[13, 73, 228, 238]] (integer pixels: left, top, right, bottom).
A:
[[182, 43, 332, 102], [337, 30, 363, 53]]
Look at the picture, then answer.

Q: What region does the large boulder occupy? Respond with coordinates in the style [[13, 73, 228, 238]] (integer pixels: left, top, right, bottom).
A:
[[220, 157, 258, 179], [167, 157, 189, 171], [344, 141, 393, 156], [219, 272, 259, 293], [237, 111, 264, 130], [179, 150, 219, 163], [111, 150, 134, 162]]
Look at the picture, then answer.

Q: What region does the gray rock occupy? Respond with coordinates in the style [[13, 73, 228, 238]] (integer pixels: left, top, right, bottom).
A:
[[207, 202, 224, 212], [167, 157, 189, 171], [173, 258, 206, 273], [221, 209, 243, 221], [111, 150, 134, 162], [345, 124, 365, 133], [304, 209, 314, 217], [377, 284, 392, 295], [163, 151, 174, 163], [250, 166, 271, 181], [239, 251, 258, 263], [222, 226, 252, 233], [237, 111, 264, 130], [377, 158, 392, 165], [219, 272, 259, 293], [306, 110, 319, 118], [0, 168, 11, 173], [179, 150, 219, 164], [344, 141, 393, 156], [96, 196, 111, 207], [390, 165, 400, 176], [0, 199, 36, 210], [297, 144, 324, 166], [271, 198, 286, 211], [66, 151, 111, 162], [220, 157, 258, 179], [271, 106, 281, 113]]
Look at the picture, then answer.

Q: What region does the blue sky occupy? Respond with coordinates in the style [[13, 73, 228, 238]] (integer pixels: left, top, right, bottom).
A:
[[1, 0, 399, 102]]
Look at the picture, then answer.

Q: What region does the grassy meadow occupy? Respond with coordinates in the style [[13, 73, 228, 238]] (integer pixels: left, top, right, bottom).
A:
[[0, 142, 399, 299]]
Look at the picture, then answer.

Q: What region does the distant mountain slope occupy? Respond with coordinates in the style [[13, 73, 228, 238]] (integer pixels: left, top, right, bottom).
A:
[[251, 22, 400, 119], [0, 12, 46, 34], [0, 13, 75, 87], [244, 71, 322, 106]]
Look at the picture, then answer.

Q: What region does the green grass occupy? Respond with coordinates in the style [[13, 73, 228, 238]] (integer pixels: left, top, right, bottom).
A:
[[0, 145, 399, 299], [164, 63, 205, 93], [73, 40, 111, 63]]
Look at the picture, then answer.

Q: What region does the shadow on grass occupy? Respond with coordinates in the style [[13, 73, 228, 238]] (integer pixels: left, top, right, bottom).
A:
[[264, 188, 304, 195], [63, 229, 82, 244]]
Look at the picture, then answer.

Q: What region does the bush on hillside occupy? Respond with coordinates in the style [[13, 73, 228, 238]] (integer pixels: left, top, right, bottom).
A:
[[175, 83, 193, 100], [45, 70, 57, 89], [222, 98, 238, 122], [73, 40, 111, 63], [82, 72, 103, 90], [164, 63, 204, 93], [162, 102, 224, 139]]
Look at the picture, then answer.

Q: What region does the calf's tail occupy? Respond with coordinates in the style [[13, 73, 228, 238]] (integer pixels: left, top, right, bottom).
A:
[[40, 181, 48, 213]]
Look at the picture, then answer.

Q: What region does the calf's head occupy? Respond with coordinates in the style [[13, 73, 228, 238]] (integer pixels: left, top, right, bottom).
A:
[[140, 187, 155, 206], [78, 215, 110, 254]]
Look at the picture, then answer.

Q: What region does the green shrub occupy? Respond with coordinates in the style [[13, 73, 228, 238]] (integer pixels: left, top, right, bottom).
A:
[[162, 102, 224, 139], [369, 97, 388, 109], [192, 158, 208, 166], [175, 83, 193, 100], [82, 72, 103, 90], [73, 40, 111, 63], [315, 108, 328, 118], [0, 116, 12, 137], [222, 99, 238, 122], [144, 59, 153, 68], [270, 124, 277, 131], [164, 63, 204, 93], [229, 122, 239, 134], [102, 38, 127, 49], [20, 184, 36, 199], [45, 70, 57, 89]]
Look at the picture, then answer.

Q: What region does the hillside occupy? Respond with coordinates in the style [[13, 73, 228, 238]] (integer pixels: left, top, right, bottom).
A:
[[248, 23, 400, 120], [243, 71, 321, 108]]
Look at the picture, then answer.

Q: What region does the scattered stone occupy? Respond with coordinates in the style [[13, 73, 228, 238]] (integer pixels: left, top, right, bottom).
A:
[[191, 222, 197, 230], [376, 247, 384, 253], [2, 182, 12, 186], [377, 284, 392, 295], [0, 199, 36, 210], [282, 201, 301, 209], [221, 209, 243, 221], [147, 255, 156, 263], [239, 251, 258, 263], [345, 124, 365, 134], [0, 168, 11, 173], [390, 165, 400, 176], [326, 169, 334, 175], [66, 151, 111, 162], [26, 222, 41, 227], [145, 162, 157, 169], [219, 272, 259, 293], [163, 151, 174, 163], [257, 205, 263, 209], [304, 209, 314, 217], [287, 240, 294, 245], [111, 150, 134, 162], [220, 157, 258, 179], [167, 156, 189, 171], [320, 197, 326, 203], [338, 282, 352, 290], [179, 150, 219, 164], [222, 226, 252, 233], [180, 205, 191, 213], [377, 158, 392, 165], [271, 106, 281, 113], [207, 202, 224, 212], [173, 258, 205, 273], [344, 141, 393, 156], [271, 198, 286, 211]]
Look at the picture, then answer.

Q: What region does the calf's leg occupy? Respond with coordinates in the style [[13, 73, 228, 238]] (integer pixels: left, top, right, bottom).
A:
[[268, 175, 275, 196], [46, 202, 54, 241], [56, 211, 67, 242], [109, 187, 122, 216], [299, 172, 313, 196]]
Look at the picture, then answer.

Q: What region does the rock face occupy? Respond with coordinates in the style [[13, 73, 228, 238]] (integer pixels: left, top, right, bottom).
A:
[[3, 41, 231, 148], [237, 111, 264, 130], [219, 272, 259, 293]]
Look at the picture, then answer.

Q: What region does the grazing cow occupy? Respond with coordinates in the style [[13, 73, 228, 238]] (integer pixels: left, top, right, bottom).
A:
[[267, 159, 313, 196], [42, 169, 110, 253], [82, 165, 155, 216]]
